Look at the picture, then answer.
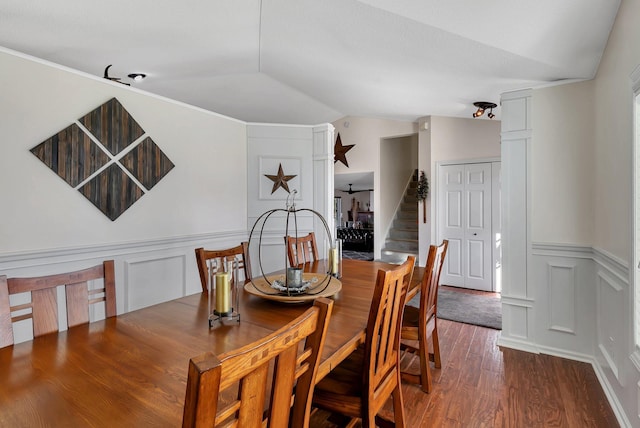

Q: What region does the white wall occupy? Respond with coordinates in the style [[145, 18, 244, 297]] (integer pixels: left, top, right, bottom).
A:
[[591, 0, 640, 422], [592, 0, 638, 261], [430, 116, 501, 163], [532, 81, 595, 246], [0, 48, 248, 253], [0, 48, 250, 342]]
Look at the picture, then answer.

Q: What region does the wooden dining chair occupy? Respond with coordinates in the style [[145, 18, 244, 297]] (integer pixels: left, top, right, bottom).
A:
[[312, 256, 416, 428], [182, 297, 333, 428], [285, 232, 319, 267], [400, 240, 448, 393], [195, 242, 251, 293], [0, 260, 116, 348]]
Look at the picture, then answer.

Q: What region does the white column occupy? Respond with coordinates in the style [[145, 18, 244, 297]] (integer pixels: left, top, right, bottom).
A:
[[498, 89, 538, 352], [312, 123, 335, 256]]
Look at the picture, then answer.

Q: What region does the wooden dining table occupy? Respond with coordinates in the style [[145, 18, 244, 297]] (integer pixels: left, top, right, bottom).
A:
[[0, 258, 422, 427]]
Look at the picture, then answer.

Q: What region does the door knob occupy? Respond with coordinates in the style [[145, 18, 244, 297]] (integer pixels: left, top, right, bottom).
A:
[[473, 233, 477, 236]]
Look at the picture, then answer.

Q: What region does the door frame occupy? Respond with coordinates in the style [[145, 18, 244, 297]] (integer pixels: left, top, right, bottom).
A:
[[435, 157, 501, 292]]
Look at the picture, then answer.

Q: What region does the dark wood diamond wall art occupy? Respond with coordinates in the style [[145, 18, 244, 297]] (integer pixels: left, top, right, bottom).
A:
[[79, 98, 144, 155], [334, 133, 354, 167], [31, 123, 111, 187], [78, 164, 145, 221], [30, 97, 175, 220], [120, 137, 175, 190]]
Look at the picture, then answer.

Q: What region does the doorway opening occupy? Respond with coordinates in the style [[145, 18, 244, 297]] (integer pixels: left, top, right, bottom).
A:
[[334, 172, 374, 261]]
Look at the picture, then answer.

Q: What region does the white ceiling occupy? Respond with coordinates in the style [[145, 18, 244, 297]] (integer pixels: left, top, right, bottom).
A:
[[0, 0, 620, 124]]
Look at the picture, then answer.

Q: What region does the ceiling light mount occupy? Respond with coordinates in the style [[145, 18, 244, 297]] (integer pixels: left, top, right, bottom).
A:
[[472, 101, 497, 119], [128, 73, 147, 81]]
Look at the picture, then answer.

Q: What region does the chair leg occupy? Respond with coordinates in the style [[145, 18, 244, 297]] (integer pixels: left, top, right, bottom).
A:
[[420, 348, 432, 393], [363, 409, 376, 428], [432, 322, 441, 369], [391, 384, 406, 428], [374, 383, 406, 428], [419, 327, 432, 393]]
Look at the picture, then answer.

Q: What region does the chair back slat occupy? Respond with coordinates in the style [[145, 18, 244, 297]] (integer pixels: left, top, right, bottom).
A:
[[183, 297, 333, 428], [0, 260, 117, 347], [195, 243, 251, 294], [104, 260, 117, 318], [66, 282, 90, 327], [237, 363, 269, 427], [285, 232, 319, 267], [31, 287, 59, 338]]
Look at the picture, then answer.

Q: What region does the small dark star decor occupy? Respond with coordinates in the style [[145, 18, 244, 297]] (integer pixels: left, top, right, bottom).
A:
[[334, 133, 355, 167], [264, 163, 297, 194]]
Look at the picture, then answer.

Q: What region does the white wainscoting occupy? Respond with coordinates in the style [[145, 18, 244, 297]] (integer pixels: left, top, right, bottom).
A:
[[0, 230, 247, 344], [124, 253, 187, 312], [593, 248, 631, 386], [519, 243, 632, 427], [547, 262, 577, 334], [529, 243, 595, 359]]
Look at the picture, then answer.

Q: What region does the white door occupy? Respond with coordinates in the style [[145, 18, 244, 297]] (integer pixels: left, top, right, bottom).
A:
[[438, 163, 493, 291]]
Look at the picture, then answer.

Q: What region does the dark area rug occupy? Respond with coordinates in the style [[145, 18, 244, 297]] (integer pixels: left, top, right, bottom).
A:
[[342, 250, 374, 261], [407, 288, 502, 330]]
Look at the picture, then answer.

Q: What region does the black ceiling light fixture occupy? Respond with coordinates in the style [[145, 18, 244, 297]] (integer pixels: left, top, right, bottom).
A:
[[128, 73, 147, 82], [103, 64, 130, 86], [472, 101, 497, 119], [103, 65, 148, 85]]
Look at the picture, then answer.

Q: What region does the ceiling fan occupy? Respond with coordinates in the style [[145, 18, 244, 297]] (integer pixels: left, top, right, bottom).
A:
[[343, 184, 372, 194]]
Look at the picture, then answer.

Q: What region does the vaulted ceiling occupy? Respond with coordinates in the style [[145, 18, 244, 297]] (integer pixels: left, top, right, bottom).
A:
[[0, 0, 620, 124]]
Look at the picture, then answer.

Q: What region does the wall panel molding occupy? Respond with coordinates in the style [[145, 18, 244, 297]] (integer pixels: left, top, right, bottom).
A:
[[593, 246, 630, 284], [124, 253, 186, 312], [547, 262, 577, 334], [0, 230, 247, 268], [0, 230, 249, 319], [528, 242, 632, 394], [532, 242, 593, 259], [597, 270, 626, 383]]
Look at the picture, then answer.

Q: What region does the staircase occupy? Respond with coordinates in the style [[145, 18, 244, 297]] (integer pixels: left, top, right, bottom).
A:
[[380, 171, 419, 264]]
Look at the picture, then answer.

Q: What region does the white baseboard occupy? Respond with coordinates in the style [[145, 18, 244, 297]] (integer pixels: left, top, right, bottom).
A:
[[591, 357, 633, 428], [497, 336, 540, 354]]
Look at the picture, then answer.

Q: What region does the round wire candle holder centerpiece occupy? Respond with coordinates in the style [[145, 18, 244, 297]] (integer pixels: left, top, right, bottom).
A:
[[246, 190, 341, 299]]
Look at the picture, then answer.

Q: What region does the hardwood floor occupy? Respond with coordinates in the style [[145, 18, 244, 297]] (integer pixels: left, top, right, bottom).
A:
[[311, 318, 618, 427]]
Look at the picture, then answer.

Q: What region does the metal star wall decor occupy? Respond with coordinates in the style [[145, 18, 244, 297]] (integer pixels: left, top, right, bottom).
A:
[[334, 133, 355, 167], [264, 163, 296, 194]]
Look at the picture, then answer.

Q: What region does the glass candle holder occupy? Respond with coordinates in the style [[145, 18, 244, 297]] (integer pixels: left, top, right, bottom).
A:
[[328, 239, 342, 278], [208, 258, 241, 327]]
